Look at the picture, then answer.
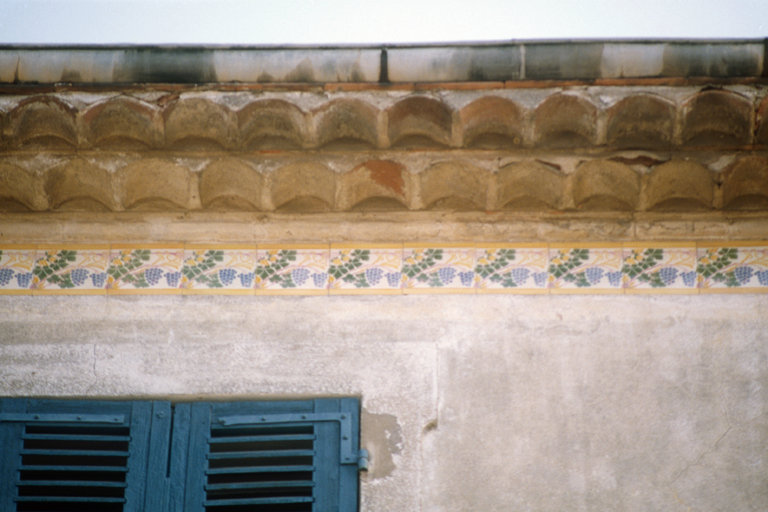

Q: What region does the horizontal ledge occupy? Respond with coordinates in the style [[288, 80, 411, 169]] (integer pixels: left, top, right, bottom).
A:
[[1, 211, 768, 244]]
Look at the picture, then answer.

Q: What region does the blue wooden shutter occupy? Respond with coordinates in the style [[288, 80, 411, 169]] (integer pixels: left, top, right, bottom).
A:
[[179, 398, 360, 512], [1, 398, 361, 512], [0, 398, 169, 512]]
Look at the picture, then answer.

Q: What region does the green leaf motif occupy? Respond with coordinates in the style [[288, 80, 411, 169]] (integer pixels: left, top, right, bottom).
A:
[[33, 250, 77, 287], [622, 248, 664, 279], [255, 250, 298, 287], [107, 249, 152, 287], [563, 271, 591, 287], [402, 249, 443, 282], [697, 247, 740, 285], [549, 249, 589, 279], [475, 249, 516, 279], [329, 250, 371, 287], [181, 250, 225, 288]]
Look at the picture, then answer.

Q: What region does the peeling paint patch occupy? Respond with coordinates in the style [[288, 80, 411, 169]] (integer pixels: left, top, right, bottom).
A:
[[361, 409, 403, 479]]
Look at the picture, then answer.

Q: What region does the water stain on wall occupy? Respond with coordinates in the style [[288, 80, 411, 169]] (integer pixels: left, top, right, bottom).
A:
[[361, 409, 403, 479]]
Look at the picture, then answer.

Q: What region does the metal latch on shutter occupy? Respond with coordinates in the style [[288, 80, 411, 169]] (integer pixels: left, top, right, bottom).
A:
[[0, 413, 125, 424], [218, 413, 369, 470]]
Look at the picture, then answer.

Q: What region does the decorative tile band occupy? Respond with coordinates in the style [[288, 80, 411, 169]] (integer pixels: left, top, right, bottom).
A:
[[1, 242, 767, 295]]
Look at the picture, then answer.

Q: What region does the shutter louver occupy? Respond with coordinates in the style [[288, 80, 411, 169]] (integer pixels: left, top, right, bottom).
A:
[[183, 399, 359, 512], [15, 422, 130, 511], [204, 424, 316, 511]]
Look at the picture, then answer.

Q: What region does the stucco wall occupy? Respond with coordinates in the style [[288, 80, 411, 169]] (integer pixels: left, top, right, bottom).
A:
[[1, 294, 766, 511]]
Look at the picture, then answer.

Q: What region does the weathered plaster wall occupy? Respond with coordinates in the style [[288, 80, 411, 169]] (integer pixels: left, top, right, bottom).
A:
[[1, 294, 766, 511]]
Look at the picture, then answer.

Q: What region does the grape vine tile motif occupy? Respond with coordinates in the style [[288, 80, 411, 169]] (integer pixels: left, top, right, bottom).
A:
[[181, 246, 256, 294], [622, 244, 697, 293], [106, 245, 183, 293], [255, 244, 329, 294], [0, 245, 36, 294], [697, 243, 768, 291], [402, 245, 475, 293], [475, 244, 549, 293], [32, 245, 110, 294], [548, 244, 623, 293], [329, 244, 403, 294]]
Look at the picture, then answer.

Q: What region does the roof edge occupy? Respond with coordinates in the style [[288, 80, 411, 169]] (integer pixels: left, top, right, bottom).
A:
[[0, 40, 765, 85]]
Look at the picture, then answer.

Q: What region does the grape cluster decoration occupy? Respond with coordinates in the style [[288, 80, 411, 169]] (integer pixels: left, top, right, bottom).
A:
[[385, 272, 402, 288], [91, 273, 107, 288], [16, 273, 32, 288], [0, 268, 14, 287], [402, 248, 457, 287], [291, 268, 310, 286], [697, 248, 749, 287]]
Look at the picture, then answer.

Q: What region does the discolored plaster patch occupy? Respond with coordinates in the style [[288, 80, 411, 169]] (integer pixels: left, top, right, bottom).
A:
[[361, 409, 403, 479]]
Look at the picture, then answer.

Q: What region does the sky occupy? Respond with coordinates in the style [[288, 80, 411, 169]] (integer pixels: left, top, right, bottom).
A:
[[1, 0, 767, 45]]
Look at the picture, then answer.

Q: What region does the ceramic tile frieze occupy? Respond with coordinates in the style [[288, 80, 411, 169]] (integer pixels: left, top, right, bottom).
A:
[[181, 245, 257, 294], [697, 243, 768, 292], [107, 245, 184, 294], [622, 243, 698, 293], [329, 244, 403, 294], [0, 246, 36, 294], [548, 244, 623, 293], [402, 244, 475, 293], [475, 244, 549, 293], [1, 241, 767, 295], [32, 245, 110, 294], [255, 245, 330, 295]]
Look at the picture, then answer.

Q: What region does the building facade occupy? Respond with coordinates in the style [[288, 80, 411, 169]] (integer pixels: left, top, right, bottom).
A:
[[1, 42, 767, 511]]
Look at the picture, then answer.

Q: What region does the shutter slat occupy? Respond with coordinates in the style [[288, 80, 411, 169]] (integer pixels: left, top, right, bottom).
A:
[[208, 434, 315, 444], [22, 433, 131, 442], [15, 496, 127, 503], [17, 480, 127, 488], [207, 449, 313, 459], [19, 464, 128, 472], [206, 465, 315, 475], [204, 496, 314, 506], [205, 480, 314, 491], [21, 448, 129, 456]]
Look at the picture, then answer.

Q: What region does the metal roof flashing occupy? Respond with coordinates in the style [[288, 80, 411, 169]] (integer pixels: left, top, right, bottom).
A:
[[0, 40, 765, 85]]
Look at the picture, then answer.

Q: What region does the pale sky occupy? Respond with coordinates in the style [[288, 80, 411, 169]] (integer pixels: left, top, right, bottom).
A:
[[2, 0, 767, 45]]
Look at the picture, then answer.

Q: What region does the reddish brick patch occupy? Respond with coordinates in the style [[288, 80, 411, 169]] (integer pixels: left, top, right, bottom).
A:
[[359, 160, 405, 196]]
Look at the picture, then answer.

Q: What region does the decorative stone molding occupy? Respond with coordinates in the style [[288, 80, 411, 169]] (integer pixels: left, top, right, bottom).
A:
[[1, 151, 766, 215], [1, 87, 766, 151]]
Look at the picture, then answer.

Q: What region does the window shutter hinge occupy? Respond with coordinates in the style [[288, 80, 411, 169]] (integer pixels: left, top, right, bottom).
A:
[[357, 449, 370, 472]]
